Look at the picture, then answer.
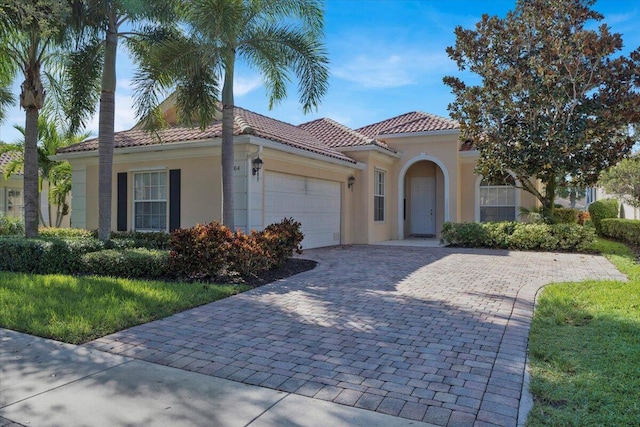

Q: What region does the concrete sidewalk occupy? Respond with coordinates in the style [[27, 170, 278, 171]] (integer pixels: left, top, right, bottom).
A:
[[0, 329, 433, 427]]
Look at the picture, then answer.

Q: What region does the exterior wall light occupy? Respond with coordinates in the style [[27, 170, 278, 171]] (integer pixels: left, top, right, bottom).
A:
[[252, 157, 264, 178], [348, 175, 356, 190]]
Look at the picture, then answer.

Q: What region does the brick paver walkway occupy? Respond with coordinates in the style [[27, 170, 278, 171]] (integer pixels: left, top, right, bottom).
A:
[[86, 246, 625, 426]]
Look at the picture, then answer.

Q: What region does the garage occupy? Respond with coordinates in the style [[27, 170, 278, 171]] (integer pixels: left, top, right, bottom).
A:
[[264, 172, 341, 249]]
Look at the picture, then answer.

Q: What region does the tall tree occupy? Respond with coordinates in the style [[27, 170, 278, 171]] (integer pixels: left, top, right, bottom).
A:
[[66, 0, 177, 241], [0, 1, 72, 237], [131, 0, 329, 229], [599, 157, 640, 209], [444, 0, 640, 218], [1, 116, 90, 227]]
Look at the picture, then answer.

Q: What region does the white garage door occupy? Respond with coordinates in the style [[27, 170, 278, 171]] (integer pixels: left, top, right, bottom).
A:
[[265, 172, 341, 249]]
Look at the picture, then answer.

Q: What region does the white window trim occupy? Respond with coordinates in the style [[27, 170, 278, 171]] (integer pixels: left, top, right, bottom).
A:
[[474, 174, 520, 222], [374, 168, 386, 222], [132, 170, 169, 232]]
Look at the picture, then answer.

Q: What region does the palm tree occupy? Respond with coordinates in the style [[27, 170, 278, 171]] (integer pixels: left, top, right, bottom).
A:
[[132, 0, 329, 229], [1, 116, 90, 227], [0, 1, 73, 237], [65, 0, 178, 241]]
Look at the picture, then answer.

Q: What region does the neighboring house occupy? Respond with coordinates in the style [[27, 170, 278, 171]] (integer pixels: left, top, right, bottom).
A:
[[54, 99, 538, 248], [586, 187, 640, 220], [0, 151, 24, 219], [0, 150, 71, 227]]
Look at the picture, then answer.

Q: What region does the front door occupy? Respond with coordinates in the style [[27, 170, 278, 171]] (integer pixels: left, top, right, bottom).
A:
[[411, 177, 435, 235]]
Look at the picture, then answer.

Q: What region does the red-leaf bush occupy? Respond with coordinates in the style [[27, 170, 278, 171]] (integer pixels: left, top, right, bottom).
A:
[[577, 211, 591, 226], [169, 219, 304, 282], [254, 217, 304, 268]]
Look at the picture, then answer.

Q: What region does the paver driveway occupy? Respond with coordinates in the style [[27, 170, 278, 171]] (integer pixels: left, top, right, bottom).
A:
[[87, 246, 625, 427]]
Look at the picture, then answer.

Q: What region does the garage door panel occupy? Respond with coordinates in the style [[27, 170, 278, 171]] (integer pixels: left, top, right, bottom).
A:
[[265, 172, 341, 249]]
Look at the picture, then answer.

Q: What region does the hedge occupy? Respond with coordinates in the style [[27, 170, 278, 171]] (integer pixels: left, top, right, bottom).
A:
[[441, 221, 594, 251], [588, 199, 618, 235], [600, 219, 640, 246], [0, 215, 24, 236], [0, 237, 103, 274], [553, 208, 579, 224], [80, 248, 170, 279]]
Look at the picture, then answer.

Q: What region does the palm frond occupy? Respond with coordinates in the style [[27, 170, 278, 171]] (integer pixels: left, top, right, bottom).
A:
[[130, 27, 221, 131], [241, 23, 328, 112], [63, 39, 103, 133]]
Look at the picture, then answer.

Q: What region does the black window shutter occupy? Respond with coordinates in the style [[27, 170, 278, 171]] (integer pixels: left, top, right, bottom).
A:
[[169, 169, 181, 231], [117, 172, 127, 231]]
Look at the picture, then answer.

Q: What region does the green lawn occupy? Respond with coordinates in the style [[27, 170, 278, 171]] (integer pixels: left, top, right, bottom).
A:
[[527, 238, 640, 426], [0, 272, 247, 344]]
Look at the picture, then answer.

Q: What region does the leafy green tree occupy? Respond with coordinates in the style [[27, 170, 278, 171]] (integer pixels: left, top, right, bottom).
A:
[[65, 0, 178, 241], [444, 0, 640, 218], [599, 157, 640, 208], [1, 116, 90, 227], [131, 0, 329, 229], [0, 1, 72, 236]]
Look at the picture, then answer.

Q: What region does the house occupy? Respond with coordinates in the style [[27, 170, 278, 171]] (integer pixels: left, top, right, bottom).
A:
[[54, 101, 538, 248], [0, 151, 24, 219], [586, 187, 640, 220]]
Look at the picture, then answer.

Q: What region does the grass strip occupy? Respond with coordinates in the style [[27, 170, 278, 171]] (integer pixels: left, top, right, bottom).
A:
[[0, 272, 247, 344], [527, 238, 640, 426]]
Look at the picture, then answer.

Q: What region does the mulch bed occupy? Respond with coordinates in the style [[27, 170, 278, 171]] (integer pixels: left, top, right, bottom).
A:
[[242, 258, 318, 287]]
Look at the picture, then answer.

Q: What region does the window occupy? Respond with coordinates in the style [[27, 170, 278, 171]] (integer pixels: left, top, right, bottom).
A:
[[479, 174, 516, 222], [133, 171, 167, 231], [374, 169, 385, 221], [0, 187, 24, 218]]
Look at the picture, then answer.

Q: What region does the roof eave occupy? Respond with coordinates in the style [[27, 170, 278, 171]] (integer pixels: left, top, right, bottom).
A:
[[335, 144, 403, 159], [51, 137, 222, 161], [248, 136, 362, 168], [378, 129, 460, 139]]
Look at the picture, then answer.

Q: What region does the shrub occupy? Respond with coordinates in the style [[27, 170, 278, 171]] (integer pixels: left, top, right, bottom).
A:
[[553, 208, 579, 224], [600, 219, 640, 246], [255, 218, 304, 267], [0, 236, 103, 274], [588, 199, 618, 235], [441, 222, 489, 247], [109, 230, 172, 250], [577, 211, 590, 226], [508, 223, 559, 250], [550, 223, 595, 251], [169, 222, 272, 281], [169, 222, 232, 280], [169, 219, 305, 282], [38, 227, 94, 239], [440, 222, 594, 252], [0, 214, 24, 236], [80, 249, 170, 279], [483, 221, 517, 249]]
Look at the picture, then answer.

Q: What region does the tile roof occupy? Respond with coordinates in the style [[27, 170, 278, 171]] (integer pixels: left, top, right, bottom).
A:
[[299, 118, 396, 153], [0, 150, 22, 175], [357, 112, 459, 138], [58, 107, 355, 164]]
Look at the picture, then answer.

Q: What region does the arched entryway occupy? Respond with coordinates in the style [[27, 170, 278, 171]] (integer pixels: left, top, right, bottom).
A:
[[397, 155, 449, 240]]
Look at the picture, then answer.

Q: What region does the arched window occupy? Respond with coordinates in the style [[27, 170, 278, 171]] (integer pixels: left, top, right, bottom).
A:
[[479, 174, 516, 222]]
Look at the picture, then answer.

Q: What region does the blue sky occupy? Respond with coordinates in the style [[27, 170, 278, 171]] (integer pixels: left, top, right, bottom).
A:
[[1, 0, 638, 143]]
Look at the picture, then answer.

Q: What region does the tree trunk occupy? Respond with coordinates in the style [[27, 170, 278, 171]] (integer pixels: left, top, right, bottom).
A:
[[98, 26, 118, 241], [544, 174, 557, 222], [570, 189, 577, 209], [221, 56, 235, 229], [23, 106, 39, 237]]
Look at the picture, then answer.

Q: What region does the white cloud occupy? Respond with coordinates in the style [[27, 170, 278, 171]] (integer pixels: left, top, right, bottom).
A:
[[332, 50, 453, 89], [234, 75, 262, 97]]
